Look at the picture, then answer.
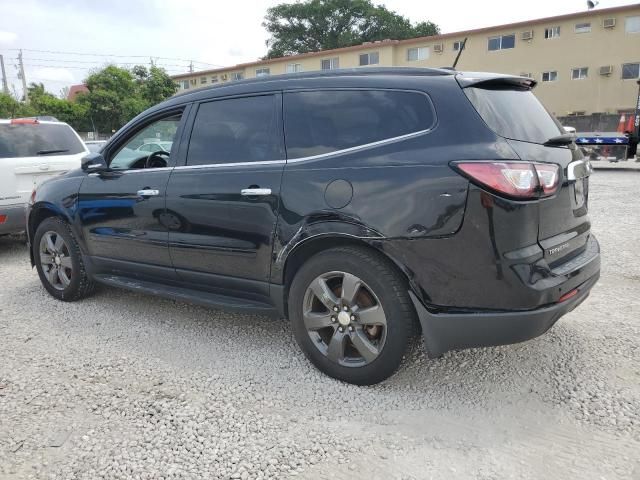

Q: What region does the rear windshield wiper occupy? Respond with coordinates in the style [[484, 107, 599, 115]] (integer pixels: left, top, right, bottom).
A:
[[544, 134, 575, 147], [36, 149, 69, 155]]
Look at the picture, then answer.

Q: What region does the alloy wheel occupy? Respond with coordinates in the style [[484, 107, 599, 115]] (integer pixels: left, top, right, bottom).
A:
[[39, 231, 73, 291], [303, 271, 387, 367]]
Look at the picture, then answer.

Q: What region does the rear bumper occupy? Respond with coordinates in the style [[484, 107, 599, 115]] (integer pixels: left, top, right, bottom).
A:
[[0, 203, 26, 234], [410, 271, 599, 358]]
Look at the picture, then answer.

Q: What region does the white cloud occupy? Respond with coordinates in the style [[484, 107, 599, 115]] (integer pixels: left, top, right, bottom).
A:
[[33, 67, 75, 83]]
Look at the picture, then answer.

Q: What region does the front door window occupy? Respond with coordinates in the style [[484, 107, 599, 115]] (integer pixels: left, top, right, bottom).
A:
[[109, 114, 182, 170]]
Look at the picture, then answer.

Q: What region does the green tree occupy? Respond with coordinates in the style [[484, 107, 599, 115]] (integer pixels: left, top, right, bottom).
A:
[[79, 64, 176, 134], [263, 0, 439, 58]]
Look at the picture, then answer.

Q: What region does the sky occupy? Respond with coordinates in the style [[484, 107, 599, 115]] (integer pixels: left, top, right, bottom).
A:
[[0, 0, 637, 97]]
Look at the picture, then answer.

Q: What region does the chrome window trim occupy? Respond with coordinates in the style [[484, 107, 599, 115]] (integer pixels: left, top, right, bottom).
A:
[[174, 160, 286, 170], [173, 127, 432, 170], [287, 127, 432, 163]]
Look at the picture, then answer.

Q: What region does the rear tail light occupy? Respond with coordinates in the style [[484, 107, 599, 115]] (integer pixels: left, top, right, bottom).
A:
[[558, 288, 579, 303], [453, 161, 560, 200], [0, 215, 6, 224]]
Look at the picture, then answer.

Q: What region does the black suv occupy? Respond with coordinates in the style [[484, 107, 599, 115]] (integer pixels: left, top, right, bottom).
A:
[[27, 68, 600, 385]]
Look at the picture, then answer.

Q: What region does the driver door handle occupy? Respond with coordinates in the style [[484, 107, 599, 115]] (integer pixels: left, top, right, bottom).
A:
[[137, 189, 160, 197], [241, 188, 271, 196]]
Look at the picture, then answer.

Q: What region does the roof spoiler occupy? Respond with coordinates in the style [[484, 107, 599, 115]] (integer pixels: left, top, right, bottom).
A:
[[455, 72, 537, 90]]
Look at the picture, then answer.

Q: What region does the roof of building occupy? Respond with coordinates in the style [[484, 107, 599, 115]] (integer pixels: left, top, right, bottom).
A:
[[67, 84, 88, 101], [171, 3, 640, 80]]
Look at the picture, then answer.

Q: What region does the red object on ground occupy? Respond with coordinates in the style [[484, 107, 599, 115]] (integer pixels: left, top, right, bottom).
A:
[[617, 114, 626, 133]]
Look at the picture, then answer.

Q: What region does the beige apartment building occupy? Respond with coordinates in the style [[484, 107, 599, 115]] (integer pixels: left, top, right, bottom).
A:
[[172, 4, 640, 116]]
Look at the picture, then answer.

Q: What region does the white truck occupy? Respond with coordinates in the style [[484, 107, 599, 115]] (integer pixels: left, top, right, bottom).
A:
[[0, 118, 88, 235]]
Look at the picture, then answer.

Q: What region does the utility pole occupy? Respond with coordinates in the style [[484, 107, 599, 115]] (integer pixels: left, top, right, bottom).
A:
[[17, 50, 28, 103], [189, 60, 194, 73], [0, 54, 9, 95]]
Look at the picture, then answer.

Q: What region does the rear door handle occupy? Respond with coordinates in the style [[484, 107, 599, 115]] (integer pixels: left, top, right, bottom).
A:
[[137, 189, 160, 197], [241, 188, 271, 196]]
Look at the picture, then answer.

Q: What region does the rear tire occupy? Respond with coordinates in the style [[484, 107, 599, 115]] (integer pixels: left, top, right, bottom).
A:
[[33, 217, 94, 301], [289, 246, 415, 385]]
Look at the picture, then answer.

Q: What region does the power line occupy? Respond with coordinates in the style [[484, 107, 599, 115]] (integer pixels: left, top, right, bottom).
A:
[[15, 57, 194, 68], [4, 48, 221, 67], [20, 63, 187, 74]]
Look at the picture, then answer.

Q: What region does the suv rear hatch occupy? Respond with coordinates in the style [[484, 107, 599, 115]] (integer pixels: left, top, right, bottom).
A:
[[458, 73, 592, 266], [0, 119, 87, 207]]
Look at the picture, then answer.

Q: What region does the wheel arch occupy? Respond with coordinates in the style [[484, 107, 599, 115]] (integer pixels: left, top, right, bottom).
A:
[[28, 203, 79, 266], [276, 233, 420, 320]]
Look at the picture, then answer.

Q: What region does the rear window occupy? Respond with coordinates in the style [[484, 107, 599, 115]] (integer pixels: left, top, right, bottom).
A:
[[284, 90, 435, 159], [0, 123, 86, 158], [464, 87, 563, 144]]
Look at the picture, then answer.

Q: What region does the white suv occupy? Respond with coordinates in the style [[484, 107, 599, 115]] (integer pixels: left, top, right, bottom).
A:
[[0, 118, 88, 234]]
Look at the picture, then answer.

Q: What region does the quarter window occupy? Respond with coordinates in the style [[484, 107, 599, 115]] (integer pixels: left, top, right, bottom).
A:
[[359, 52, 379, 66], [544, 26, 561, 39], [575, 22, 591, 33], [283, 90, 435, 159], [488, 34, 515, 51], [571, 67, 588, 79], [186, 95, 283, 166], [321, 57, 339, 70], [407, 47, 429, 61], [542, 71, 558, 82], [622, 62, 640, 79], [625, 16, 640, 33]]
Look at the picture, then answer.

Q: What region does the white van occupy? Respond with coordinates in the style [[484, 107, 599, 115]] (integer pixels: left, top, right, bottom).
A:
[[0, 118, 88, 234]]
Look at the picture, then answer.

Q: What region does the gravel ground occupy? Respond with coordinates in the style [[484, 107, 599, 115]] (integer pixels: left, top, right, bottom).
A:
[[1, 170, 639, 480]]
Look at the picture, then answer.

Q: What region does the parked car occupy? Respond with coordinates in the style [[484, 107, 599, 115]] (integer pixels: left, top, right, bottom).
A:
[[1, 118, 88, 235], [26, 68, 600, 385], [136, 141, 173, 154], [84, 140, 107, 153]]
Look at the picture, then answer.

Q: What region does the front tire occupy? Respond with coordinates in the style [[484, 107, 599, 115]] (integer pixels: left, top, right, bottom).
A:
[[289, 246, 415, 385], [33, 217, 94, 301]]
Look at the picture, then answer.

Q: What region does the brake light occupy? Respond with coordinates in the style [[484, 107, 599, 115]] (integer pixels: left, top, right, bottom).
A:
[[454, 162, 560, 200], [0, 215, 6, 224], [10, 118, 39, 125]]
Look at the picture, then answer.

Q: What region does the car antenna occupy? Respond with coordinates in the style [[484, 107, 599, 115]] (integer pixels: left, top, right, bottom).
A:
[[452, 37, 468, 70]]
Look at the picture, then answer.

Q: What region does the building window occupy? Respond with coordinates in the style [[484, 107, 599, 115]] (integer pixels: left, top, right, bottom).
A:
[[575, 22, 591, 33], [407, 47, 429, 61], [359, 52, 379, 66], [231, 72, 243, 81], [622, 62, 640, 79], [625, 16, 640, 33], [286, 63, 303, 73], [571, 67, 588, 79], [321, 57, 339, 70], [200, 76, 207, 84], [180, 80, 189, 90], [211, 75, 218, 83], [542, 71, 558, 82], [453, 41, 464, 51], [488, 34, 515, 51], [544, 26, 561, 39], [256, 68, 271, 76]]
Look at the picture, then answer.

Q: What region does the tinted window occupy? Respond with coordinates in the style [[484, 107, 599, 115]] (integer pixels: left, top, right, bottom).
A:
[[187, 95, 282, 166], [464, 87, 563, 144], [284, 90, 434, 159], [0, 123, 85, 159]]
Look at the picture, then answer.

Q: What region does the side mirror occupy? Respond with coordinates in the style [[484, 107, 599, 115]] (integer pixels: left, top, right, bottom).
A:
[[81, 153, 108, 172]]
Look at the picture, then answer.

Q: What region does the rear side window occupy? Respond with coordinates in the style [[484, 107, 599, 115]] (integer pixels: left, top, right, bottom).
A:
[[0, 123, 85, 158], [187, 95, 283, 166], [464, 87, 563, 144], [283, 90, 435, 159]]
